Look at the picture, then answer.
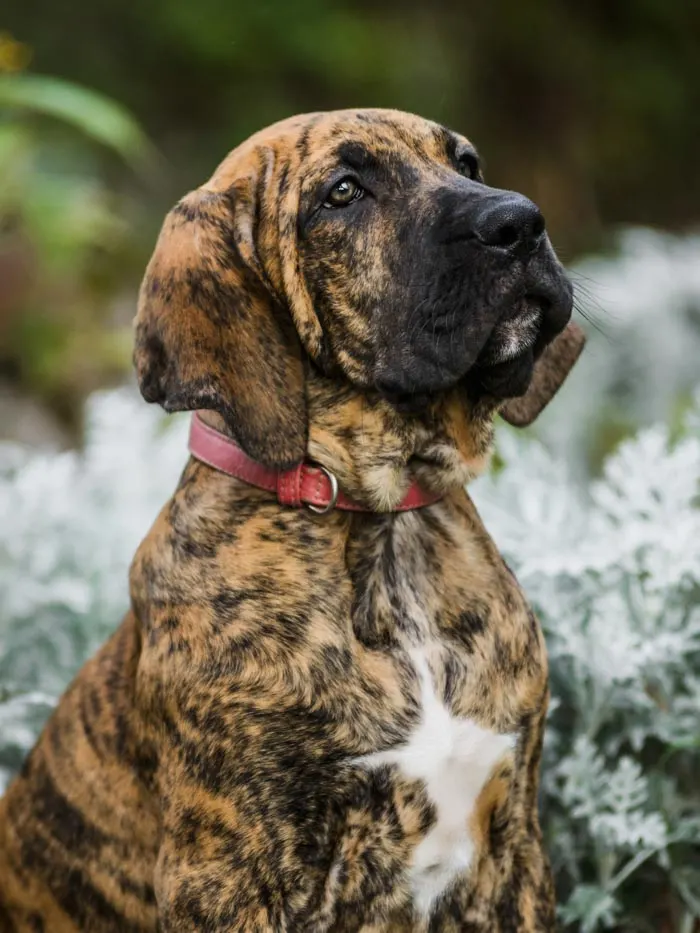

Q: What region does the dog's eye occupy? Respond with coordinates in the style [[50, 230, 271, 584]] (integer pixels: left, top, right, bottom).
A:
[[324, 177, 364, 208], [457, 152, 480, 181]]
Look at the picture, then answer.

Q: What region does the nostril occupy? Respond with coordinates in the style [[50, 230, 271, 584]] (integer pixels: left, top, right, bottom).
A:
[[493, 223, 520, 248], [531, 213, 545, 239], [475, 199, 545, 252]]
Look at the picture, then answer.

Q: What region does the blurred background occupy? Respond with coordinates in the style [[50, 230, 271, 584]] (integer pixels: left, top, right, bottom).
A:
[[2, 0, 700, 457], [2, 3, 700, 932]]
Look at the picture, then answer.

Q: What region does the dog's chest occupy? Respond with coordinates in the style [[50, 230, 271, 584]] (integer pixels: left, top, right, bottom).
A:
[[342, 508, 541, 917], [357, 648, 514, 915]]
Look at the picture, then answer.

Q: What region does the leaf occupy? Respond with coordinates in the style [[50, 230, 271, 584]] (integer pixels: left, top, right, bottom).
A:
[[559, 885, 620, 932], [0, 73, 155, 170]]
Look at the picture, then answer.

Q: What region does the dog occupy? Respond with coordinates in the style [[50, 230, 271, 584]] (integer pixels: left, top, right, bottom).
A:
[[0, 108, 584, 932]]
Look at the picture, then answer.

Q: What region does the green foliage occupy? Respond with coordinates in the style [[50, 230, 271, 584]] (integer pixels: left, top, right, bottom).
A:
[[0, 72, 153, 167], [6, 0, 700, 249], [2, 0, 700, 428], [0, 68, 152, 433]]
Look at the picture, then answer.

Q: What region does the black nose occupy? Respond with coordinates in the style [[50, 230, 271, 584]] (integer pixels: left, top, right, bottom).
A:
[[473, 194, 545, 254]]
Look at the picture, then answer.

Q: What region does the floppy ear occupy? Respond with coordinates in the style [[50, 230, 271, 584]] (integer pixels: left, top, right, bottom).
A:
[[499, 321, 586, 427], [133, 185, 307, 468]]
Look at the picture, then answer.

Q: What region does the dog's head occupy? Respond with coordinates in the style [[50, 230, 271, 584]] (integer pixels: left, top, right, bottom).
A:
[[135, 109, 584, 467]]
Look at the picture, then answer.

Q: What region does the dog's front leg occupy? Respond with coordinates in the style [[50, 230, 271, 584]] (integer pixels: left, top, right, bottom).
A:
[[155, 806, 288, 933], [151, 721, 296, 933]]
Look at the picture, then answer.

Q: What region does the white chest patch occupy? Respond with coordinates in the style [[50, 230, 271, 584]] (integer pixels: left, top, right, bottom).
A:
[[356, 651, 515, 916]]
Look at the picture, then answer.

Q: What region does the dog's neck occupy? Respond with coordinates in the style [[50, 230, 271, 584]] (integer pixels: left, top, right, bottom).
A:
[[202, 369, 495, 511], [305, 370, 495, 510]]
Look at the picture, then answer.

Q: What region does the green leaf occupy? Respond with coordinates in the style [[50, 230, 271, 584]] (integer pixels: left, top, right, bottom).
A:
[[0, 73, 154, 170], [559, 885, 620, 932]]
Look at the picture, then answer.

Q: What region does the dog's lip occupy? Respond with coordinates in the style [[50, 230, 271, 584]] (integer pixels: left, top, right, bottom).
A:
[[468, 274, 571, 399], [477, 260, 573, 368], [482, 300, 543, 365], [470, 349, 535, 400], [478, 289, 554, 367]]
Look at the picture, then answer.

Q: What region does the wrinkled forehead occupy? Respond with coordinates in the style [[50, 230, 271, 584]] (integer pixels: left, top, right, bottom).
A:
[[244, 108, 473, 179]]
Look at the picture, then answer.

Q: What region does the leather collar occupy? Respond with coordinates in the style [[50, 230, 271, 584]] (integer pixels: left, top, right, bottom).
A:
[[188, 412, 442, 514]]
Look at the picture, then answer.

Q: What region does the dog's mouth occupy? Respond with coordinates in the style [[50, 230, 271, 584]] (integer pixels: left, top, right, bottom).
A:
[[376, 297, 558, 414], [478, 295, 547, 366], [468, 277, 572, 400], [375, 257, 573, 412]]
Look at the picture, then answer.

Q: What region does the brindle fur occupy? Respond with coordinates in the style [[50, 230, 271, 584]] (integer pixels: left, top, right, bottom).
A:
[[0, 109, 584, 932]]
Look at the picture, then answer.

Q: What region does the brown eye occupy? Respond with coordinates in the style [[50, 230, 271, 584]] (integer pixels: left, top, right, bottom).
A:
[[324, 177, 364, 208]]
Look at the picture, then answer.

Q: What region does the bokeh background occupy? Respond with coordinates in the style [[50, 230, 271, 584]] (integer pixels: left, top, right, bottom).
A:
[[2, 2, 700, 931], [2, 0, 700, 450]]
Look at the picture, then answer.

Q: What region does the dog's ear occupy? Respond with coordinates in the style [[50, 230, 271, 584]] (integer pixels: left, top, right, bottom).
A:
[[133, 185, 307, 468], [500, 321, 586, 427]]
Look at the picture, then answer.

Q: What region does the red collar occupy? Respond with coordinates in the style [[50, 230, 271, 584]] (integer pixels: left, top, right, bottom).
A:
[[188, 412, 442, 514]]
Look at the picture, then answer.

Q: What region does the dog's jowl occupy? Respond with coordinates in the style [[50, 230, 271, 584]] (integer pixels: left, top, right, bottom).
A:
[[0, 109, 585, 932]]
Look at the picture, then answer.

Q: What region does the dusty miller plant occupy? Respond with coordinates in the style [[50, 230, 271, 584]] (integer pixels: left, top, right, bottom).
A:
[[0, 390, 188, 783], [474, 400, 700, 931], [1, 384, 699, 931], [538, 229, 700, 475]]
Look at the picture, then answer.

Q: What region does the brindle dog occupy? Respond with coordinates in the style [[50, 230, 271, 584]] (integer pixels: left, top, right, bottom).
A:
[[0, 109, 584, 932]]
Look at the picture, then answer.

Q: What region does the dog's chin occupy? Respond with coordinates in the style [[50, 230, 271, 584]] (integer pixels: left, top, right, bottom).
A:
[[374, 343, 536, 413], [376, 356, 535, 415], [374, 305, 544, 412], [375, 387, 437, 415], [374, 361, 464, 413]]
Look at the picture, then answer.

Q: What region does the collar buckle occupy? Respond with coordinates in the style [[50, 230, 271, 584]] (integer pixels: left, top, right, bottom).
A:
[[306, 465, 339, 514]]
